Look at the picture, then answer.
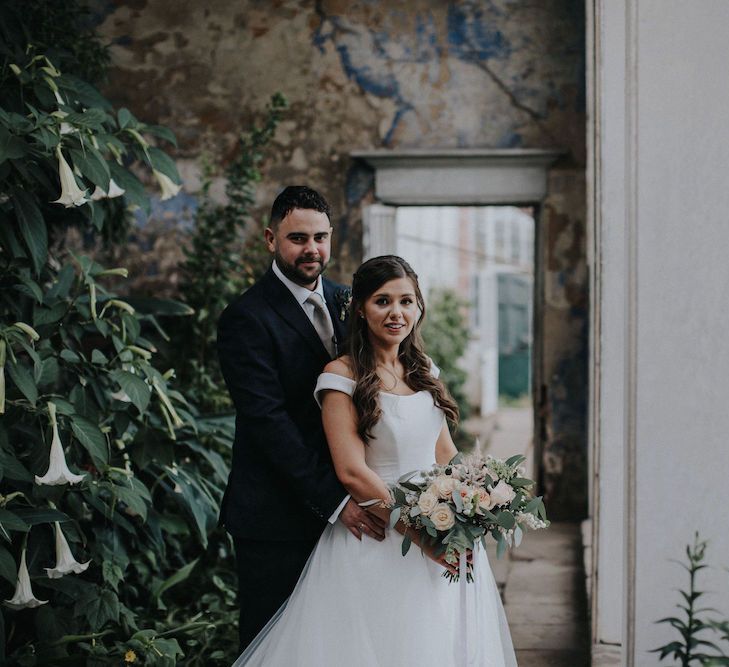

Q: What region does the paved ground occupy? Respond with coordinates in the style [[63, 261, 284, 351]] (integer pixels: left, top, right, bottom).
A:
[[469, 407, 591, 666]]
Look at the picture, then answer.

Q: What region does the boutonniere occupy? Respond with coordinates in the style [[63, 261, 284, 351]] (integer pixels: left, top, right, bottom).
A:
[[334, 287, 352, 322]]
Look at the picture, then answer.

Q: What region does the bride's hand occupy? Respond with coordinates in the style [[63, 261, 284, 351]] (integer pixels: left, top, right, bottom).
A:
[[418, 537, 472, 577]]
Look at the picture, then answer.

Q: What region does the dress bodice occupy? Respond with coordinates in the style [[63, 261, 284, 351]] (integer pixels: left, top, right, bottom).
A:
[[314, 372, 445, 484]]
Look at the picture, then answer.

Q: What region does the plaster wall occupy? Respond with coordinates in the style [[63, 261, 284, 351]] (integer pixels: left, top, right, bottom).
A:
[[594, 0, 729, 661], [95, 0, 588, 517]]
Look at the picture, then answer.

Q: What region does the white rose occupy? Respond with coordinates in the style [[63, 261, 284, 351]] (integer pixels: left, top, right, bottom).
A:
[[430, 503, 456, 531], [476, 487, 492, 511], [489, 480, 516, 507], [430, 475, 457, 500], [417, 491, 439, 516]]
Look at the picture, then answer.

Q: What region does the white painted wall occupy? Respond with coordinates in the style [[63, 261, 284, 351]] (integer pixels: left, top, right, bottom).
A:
[[593, 1, 729, 663]]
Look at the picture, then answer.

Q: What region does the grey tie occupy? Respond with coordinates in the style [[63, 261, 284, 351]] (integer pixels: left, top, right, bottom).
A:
[[306, 292, 336, 357]]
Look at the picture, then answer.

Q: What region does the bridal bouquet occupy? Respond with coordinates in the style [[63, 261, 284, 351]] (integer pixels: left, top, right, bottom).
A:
[[389, 453, 549, 582]]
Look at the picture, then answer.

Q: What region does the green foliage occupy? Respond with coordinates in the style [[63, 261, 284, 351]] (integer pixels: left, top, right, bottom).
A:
[[652, 533, 729, 665], [0, 3, 238, 664], [422, 289, 473, 447], [172, 94, 288, 412]]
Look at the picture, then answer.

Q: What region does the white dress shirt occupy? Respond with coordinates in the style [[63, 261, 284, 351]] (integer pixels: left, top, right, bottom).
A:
[[271, 261, 349, 524]]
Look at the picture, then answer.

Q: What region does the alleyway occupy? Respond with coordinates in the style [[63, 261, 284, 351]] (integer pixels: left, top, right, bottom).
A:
[[468, 408, 591, 666]]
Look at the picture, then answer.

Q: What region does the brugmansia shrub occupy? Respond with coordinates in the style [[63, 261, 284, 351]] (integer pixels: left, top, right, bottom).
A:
[[0, 3, 237, 664]]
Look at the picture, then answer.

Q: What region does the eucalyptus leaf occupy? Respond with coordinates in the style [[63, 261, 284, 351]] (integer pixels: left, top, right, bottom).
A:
[[496, 532, 507, 559], [401, 535, 412, 557], [496, 511, 516, 530]]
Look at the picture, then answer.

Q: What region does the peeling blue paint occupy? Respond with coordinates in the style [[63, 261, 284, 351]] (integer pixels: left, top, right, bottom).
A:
[[447, 4, 511, 61], [134, 191, 199, 230], [335, 43, 399, 98]]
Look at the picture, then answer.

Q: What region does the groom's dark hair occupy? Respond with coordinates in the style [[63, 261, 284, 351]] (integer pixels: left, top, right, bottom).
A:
[[269, 186, 331, 230]]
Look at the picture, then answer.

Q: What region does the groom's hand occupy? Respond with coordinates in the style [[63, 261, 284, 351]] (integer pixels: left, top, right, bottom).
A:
[[339, 499, 386, 541]]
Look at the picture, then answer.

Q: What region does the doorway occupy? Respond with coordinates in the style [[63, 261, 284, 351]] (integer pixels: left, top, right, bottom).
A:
[[394, 204, 536, 473]]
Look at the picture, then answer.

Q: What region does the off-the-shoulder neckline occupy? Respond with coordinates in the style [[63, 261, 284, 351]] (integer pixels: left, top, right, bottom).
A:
[[317, 371, 422, 398]]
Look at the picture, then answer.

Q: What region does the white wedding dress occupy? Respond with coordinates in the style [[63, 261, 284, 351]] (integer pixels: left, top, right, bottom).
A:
[[233, 372, 517, 667]]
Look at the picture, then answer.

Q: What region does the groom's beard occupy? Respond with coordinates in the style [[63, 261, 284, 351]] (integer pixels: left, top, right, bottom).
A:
[[275, 251, 328, 287]]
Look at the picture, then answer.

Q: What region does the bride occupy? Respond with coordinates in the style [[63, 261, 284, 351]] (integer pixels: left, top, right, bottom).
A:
[[233, 255, 516, 666]]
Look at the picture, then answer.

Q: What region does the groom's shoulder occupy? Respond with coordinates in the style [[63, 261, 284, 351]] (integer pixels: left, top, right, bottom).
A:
[[219, 273, 272, 324]]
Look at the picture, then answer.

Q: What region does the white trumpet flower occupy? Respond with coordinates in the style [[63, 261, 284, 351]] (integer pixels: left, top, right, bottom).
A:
[[4, 549, 48, 609], [35, 402, 86, 486], [45, 523, 90, 578], [90, 179, 126, 201], [52, 147, 88, 207], [153, 169, 181, 200]]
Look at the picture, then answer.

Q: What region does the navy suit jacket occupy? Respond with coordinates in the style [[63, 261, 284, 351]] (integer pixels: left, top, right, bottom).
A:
[[217, 268, 349, 540]]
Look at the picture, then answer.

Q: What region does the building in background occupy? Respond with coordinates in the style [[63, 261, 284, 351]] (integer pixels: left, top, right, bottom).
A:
[[397, 206, 534, 416]]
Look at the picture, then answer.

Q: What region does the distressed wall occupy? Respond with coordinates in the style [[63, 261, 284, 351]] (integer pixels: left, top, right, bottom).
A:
[[95, 0, 587, 518]]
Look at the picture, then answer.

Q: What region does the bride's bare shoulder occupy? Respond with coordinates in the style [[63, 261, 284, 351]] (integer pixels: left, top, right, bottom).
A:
[[323, 356, 354, 379]]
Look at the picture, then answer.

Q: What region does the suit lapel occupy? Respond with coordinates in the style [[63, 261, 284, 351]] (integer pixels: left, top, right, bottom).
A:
[[261, 269, 331, 361]]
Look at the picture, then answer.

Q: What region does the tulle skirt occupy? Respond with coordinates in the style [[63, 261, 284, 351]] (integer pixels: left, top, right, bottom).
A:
[[232, 522, 517, 667]]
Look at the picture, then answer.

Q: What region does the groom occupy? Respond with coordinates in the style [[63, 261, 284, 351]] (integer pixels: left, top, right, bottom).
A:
[[217, 185, 386, 650]]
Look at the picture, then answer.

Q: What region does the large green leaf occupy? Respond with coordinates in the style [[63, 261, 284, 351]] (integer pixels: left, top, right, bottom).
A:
[[0, 448, 33, 482], [12, 507, 71, 526], [33, 302, 67, 326], [63, 108, 107, 131], [108, 161, 149, 213], [171, 468, 216, 547], [6, 360, 37, 405], [71, 415, 108, 466], [184, 440, 229, 483], [74, 586, 119, 631], [12, 189, 47, 275], [0, 126, 28, 162], [47, 263, 76, 300], [117, 108, 134, 129], [151, 557, 199, 602], [0, 545, 16, 584], [111, 370, 151, 413], [0, 508, 30, 534], [144, 124, 177, 147], [70, 147, 110, 191], [131, 432, 174, 468], [111, 480, 150, 522], [58, 75, 112, 110], [147, 146, 181, 182]]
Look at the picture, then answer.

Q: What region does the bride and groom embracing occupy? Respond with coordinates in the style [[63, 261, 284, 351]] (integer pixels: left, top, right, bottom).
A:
[[217, 186, 516, 666]]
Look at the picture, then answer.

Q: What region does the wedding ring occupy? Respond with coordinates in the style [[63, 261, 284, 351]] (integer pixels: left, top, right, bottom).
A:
[[359, 523, 365, 531]]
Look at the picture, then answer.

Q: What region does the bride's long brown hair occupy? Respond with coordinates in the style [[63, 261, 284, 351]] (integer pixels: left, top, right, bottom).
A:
[[346, 255, 459, 443]]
